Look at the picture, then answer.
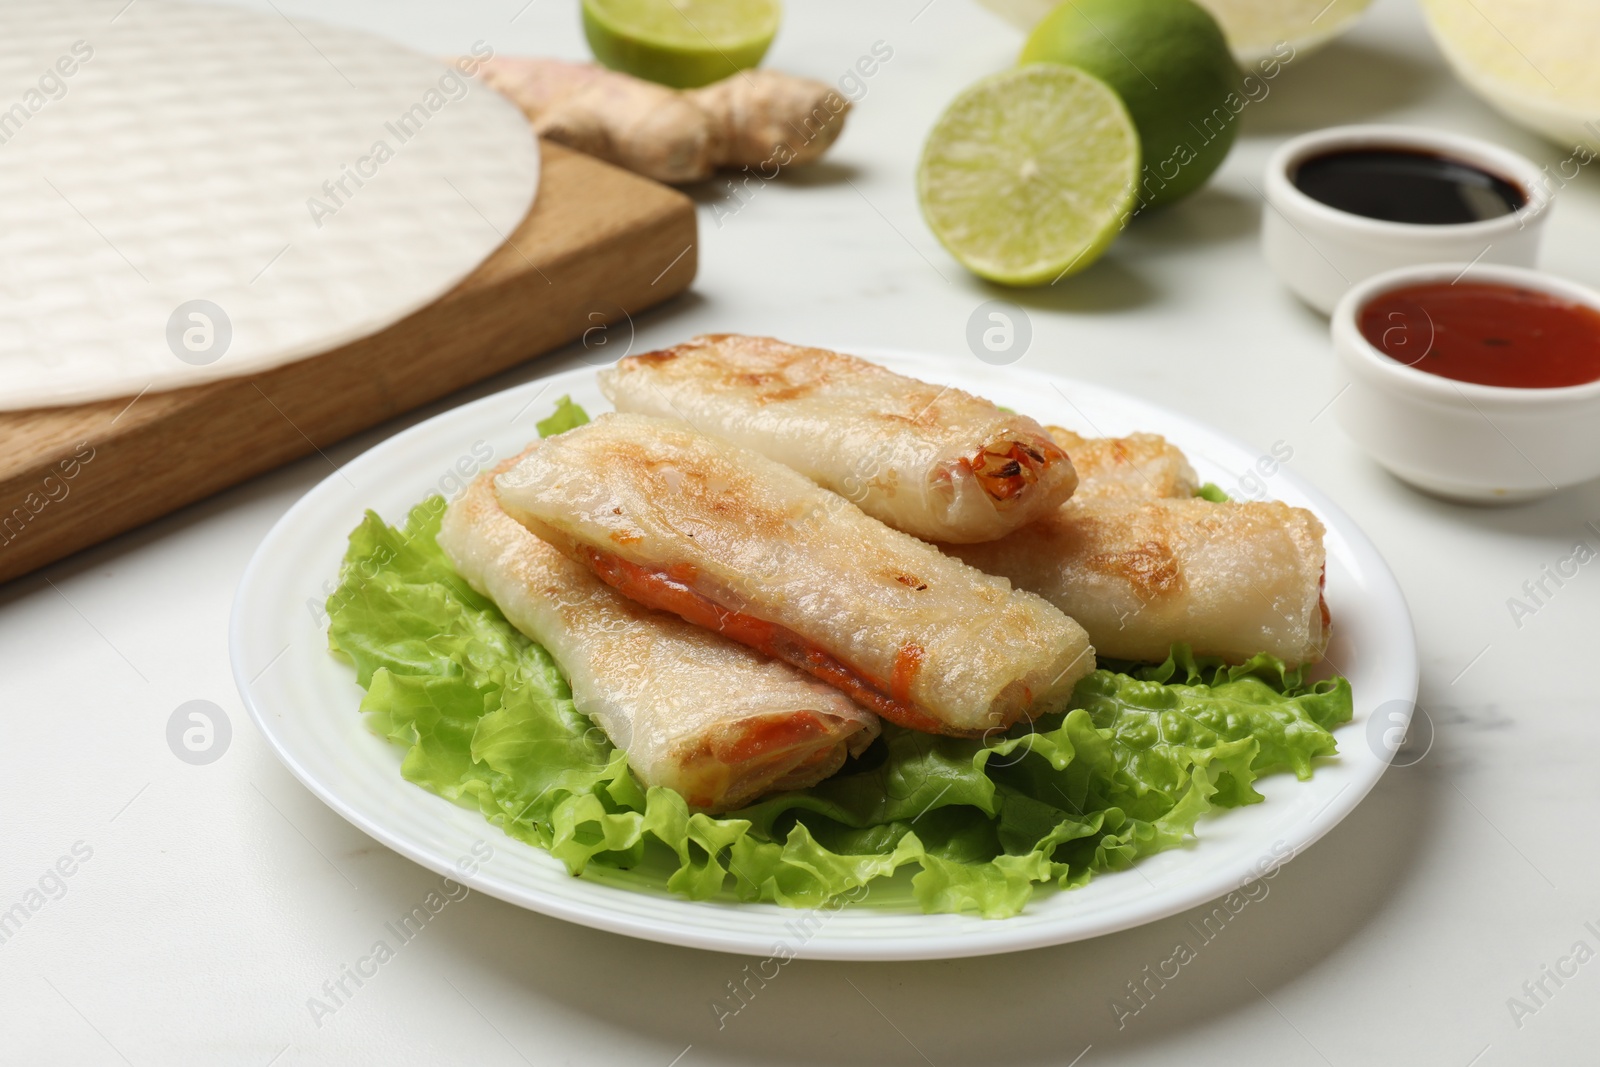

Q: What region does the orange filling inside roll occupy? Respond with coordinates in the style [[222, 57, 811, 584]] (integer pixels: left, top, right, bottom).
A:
[[962, 437, 1067, 507], [576, 546, 965, 736]]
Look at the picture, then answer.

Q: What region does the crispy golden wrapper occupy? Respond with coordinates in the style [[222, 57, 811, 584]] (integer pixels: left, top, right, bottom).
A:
[[949, 471, 1329, 666], [494, 414, 1095, 736], [599, 335, 1078, 543], [439, 460, 877, 813]]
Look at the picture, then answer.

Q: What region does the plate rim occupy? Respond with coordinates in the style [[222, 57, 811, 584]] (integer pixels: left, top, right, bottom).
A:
[[231, 347, 1419, 961]]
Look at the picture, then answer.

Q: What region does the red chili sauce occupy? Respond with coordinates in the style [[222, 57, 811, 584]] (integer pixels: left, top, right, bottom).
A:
[[1358, 282, 1600, 389]]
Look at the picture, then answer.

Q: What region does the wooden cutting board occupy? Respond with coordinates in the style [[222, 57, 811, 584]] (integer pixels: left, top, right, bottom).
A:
[[0, 141, 697, 585]]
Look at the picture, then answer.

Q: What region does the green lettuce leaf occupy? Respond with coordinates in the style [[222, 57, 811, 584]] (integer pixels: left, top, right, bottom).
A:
[[535, 395, 590, 438], [326, 500, 1352, 919], [1195, 482, 1231, 502]]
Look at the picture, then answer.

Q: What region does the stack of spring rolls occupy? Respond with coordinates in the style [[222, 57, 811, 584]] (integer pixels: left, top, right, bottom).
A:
[[438, 334, 1330, 814]]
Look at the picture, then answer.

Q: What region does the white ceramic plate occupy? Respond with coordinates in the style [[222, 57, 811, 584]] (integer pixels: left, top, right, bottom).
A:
[[231, 349, 1418, 961]]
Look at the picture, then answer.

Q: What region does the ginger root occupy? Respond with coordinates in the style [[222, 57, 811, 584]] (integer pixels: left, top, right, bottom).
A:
[[473, 57, 850, 184]]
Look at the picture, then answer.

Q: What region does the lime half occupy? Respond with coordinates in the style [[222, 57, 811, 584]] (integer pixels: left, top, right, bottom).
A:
[[582, 0, 781, 88], [917, 64, 1140, 287]]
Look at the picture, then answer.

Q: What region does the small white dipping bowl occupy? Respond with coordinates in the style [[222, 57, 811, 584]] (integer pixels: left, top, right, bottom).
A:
[[1264, 125, 1552, 315], [1331, 262, 1600, 504]]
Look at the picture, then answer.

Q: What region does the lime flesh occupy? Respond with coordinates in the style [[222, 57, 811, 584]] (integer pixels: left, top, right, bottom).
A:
[[917, 65, 1140, 287], [582, 0, 781, 88]]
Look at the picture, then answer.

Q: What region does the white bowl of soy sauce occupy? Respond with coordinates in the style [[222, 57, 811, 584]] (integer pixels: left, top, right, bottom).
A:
[[1263, 125, 1552, 314]]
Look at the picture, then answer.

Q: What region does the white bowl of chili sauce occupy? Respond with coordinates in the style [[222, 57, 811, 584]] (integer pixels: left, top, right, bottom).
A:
[[1264, 125, 1552, 314], [1331, 263, 1600, 503]]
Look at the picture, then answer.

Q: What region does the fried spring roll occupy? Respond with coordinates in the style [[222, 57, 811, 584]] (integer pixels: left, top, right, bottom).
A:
[[598, 334, 1078, 543], [1048, 427, 1198, 501], [493, 414, 1095, 736], [946, 498, 1329, 666], [439, 461, 878, 813]]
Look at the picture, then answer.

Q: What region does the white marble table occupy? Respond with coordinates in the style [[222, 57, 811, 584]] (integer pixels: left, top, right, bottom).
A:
[[3, 0, 1597, 1063]]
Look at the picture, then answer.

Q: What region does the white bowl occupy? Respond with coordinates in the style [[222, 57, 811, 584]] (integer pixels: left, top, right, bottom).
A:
[[1264, 125, 1552, 314], [1331, 262, 1600, 504]]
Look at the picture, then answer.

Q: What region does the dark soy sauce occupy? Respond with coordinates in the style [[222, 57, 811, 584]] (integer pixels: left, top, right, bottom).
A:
[[1293, 148, 1527, 225]]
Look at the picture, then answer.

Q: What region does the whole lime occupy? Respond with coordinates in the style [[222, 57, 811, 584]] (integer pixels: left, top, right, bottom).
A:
[[1020, 0, 1242, 210]]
